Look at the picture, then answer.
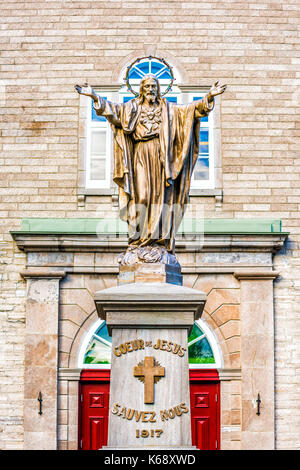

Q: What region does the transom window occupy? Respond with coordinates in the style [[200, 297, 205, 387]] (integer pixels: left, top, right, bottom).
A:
[[78, 319, 222, 369], [85, 58, 215, 191], [127, 57, 173, 81]]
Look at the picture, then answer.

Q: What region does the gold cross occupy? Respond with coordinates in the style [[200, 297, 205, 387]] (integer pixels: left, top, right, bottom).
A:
[[133, 357, 165, 404]]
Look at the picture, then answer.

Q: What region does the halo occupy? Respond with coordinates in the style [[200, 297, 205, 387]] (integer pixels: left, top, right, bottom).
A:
[[124, 56, 175, 97]]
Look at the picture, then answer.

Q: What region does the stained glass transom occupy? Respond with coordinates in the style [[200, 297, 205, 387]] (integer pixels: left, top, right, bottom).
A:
[[82, 321, 216, 367], [128, 58, 172, 80]]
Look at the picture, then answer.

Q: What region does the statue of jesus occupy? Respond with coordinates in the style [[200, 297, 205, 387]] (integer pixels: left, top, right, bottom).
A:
[[75, 76, 226, 260]]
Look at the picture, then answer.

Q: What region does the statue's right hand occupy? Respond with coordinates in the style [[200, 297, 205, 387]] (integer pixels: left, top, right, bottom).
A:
[[74, 84, 97, 101]]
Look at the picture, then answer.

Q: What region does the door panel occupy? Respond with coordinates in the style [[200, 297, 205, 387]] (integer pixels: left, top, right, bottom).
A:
[[80, 382, 109, 449], [195, 417, 209, 450]]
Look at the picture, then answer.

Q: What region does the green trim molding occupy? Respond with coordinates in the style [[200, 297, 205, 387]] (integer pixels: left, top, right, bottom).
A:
[[12, 218, 287, 236]]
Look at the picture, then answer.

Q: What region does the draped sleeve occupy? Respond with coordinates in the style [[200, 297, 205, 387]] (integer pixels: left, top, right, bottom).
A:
[[194, 95, 214, 118], [93, 96, 122, 127]]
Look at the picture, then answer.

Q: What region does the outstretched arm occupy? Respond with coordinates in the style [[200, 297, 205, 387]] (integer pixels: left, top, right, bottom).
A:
[[194, 81, 227, 118], [75, 83, 122, 127]]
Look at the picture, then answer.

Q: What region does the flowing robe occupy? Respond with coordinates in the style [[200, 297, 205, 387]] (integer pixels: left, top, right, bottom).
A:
[[94, 95, 214, 252]]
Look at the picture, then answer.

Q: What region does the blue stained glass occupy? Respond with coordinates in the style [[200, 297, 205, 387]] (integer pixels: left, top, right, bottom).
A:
[[82, 319, 216, 366], [84, 337, 111, 364], [188, 323, 204, 342], [128, 69, 143, 79], [151, 62, 172, 79], [92, 96, 106, 122], [123, 96, 134, 103], [129, 60, 172, 80], [200, 129, 209, 142], [188, 337, 215, 364], [137, 61, 150, 74], [188, 322, 215, 364], [150, 61, 164, 75], [166, 96, 177, 103], [159, 71, 172, 78], [83, 321, 112, 365], [95, 322, 112, 343], [129, 62, 150, 79], [200, 144, 209, 154]]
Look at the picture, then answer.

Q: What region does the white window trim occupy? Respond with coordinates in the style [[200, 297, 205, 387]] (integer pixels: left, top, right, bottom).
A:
[[77, 318, 111, 370], [188, 92, 215, 190], [188, 319, 223, 370], [85, 92, 112, 189]]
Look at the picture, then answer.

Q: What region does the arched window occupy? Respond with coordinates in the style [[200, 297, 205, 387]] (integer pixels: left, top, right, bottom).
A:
[[78, 318, 222, 370], [126, 57, 173, 81], [84, 57, 215, 192]]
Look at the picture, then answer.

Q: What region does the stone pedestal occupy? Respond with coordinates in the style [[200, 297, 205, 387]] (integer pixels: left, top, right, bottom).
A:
[[94, 282, 206, 449]]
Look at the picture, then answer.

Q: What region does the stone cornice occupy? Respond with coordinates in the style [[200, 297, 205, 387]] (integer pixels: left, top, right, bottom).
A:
[[20, 269, 66, 279], [217, 368, 242, 381], [11, 232, 287, 254], [234, 270, 280, 281], [58, 368, 82, 381]]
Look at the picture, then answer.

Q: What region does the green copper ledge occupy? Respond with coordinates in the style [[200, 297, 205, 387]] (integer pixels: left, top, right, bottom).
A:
[[11, 218, 288, 236]]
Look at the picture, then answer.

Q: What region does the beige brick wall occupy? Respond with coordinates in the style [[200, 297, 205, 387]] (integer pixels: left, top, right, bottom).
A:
[[0, 0, 299, 449]]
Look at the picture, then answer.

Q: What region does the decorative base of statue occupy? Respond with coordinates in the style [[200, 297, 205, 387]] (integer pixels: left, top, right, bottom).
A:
[[94, 281, 206, 449], [117, 244, 182, 286]]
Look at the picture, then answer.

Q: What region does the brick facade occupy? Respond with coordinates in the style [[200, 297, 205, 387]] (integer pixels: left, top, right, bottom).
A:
[[0, 0, 299, 449]]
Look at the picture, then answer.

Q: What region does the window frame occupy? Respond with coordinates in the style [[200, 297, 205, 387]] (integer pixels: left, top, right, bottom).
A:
[[85, 92, 112, 190], [77, 319, 223, 370], [78, 79, 223, 203], [188, 92, 215, 190], [84, 87, 215, 191]]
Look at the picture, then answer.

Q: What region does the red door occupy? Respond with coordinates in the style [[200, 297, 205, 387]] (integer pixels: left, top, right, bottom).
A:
[[79, 370, 110, 450], [79, 369, 220, 450], [190, 370, 220, 450]]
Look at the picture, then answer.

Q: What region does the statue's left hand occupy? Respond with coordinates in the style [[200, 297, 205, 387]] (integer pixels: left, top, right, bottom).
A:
[[207, 81, 227, 101]]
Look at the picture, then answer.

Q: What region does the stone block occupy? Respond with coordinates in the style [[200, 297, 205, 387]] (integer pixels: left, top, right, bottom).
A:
[[118, 263, 182, 286]]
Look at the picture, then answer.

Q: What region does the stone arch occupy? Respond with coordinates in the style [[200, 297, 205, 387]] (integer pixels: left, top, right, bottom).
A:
[[68, 308, 99, 369], [191, 273, 241, 370], [58, 272, 117, 369], [200, 310, 231, 369]]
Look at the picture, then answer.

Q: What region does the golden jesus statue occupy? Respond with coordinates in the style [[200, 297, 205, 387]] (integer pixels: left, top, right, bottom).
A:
[[75, 76, 226, 262]]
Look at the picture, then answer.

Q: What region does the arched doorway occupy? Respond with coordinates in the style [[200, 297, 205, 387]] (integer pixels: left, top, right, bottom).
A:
[[78, 319, 222, 450]]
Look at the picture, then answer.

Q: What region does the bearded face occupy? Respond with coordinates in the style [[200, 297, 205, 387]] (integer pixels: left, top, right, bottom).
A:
[[140, 77, 158, 104]]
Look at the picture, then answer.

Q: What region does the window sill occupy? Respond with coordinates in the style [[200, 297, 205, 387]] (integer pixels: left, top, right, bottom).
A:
[[79, 188, 118, 196], [189, 189, 222, 197], [79, 188, 222, 197], [78, 188, 223, 209]]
